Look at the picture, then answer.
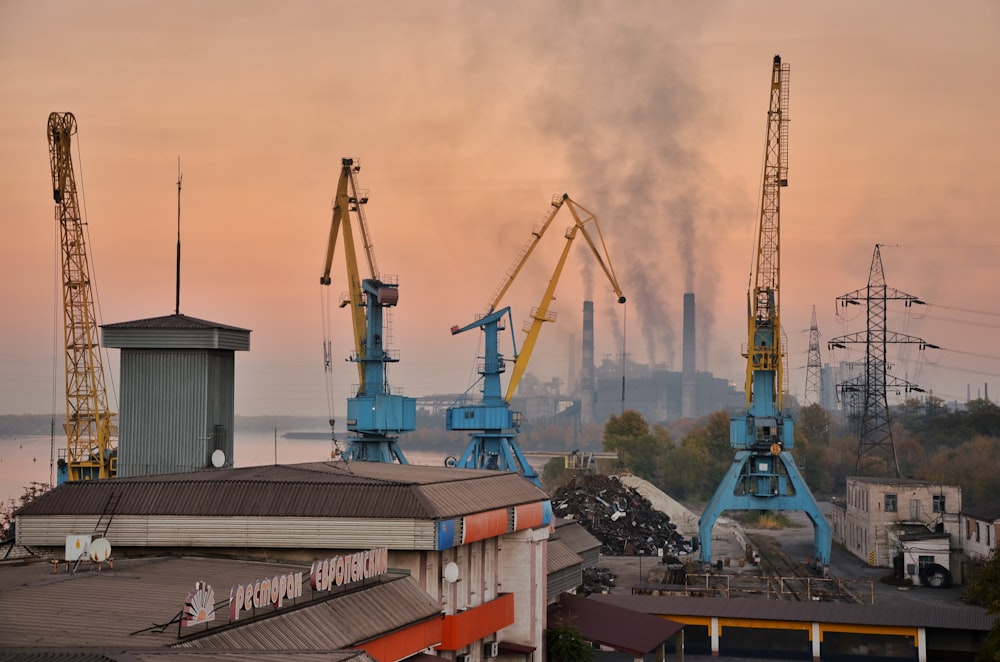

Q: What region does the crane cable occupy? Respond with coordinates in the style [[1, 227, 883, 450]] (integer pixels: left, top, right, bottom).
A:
[[72, 127, 119, 413], [319, 285, 343, 458]]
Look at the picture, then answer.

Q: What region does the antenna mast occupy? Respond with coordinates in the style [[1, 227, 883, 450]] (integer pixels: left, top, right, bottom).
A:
[[175, 157, 182, 315]]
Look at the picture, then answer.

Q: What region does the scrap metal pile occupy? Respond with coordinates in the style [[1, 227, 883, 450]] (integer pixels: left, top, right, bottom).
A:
[[551, 474, 692, 557]]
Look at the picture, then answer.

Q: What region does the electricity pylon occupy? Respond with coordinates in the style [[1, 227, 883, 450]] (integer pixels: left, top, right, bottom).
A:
[[828, 244, 936, 478], [803, 305, 823, 406]]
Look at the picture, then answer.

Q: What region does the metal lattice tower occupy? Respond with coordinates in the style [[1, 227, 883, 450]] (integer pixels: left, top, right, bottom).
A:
[[828, 244, 933, 478], [803, 305, 823, 405]]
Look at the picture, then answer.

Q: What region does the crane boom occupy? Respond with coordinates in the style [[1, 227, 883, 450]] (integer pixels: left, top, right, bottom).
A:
[[697, 57, 831, 573], [504, 197, 625, 402], [47, 112, 117, 483], [746, 54, 789, 409], [322, 159, 370, 389]]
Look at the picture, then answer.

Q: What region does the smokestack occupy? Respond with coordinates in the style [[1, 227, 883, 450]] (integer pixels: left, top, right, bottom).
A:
[[581, 301, 595, 425], [682, 292, 696, 418]]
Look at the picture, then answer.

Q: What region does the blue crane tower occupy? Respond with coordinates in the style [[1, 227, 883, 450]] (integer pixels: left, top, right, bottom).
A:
[[697, 56, 832, 573], [447, 194, 626, 486], [320, 158, 415, 463]]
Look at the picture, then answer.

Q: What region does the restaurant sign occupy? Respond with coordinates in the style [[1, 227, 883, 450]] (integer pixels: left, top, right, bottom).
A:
[[221, 547, 389, 622]]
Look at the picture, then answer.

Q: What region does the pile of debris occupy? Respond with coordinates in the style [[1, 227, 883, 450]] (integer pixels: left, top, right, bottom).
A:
[[551, 474, 692, 557]]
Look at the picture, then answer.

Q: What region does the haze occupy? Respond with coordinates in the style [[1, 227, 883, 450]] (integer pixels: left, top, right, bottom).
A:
[[2, 1, 998, 419]]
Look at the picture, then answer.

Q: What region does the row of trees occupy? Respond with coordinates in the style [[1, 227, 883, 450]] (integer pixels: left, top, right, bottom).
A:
[[590, 398, 1000, 509]]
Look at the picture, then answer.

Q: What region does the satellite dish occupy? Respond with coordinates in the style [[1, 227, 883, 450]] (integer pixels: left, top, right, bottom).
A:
[[443, 561, 459, 584], [211, 449, 226, 468], [89, 537, 112, 562]]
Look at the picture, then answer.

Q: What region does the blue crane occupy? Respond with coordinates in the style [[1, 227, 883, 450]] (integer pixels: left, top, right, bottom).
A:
[[447, 194, 625, 486], [697, 56, 831, 573], [320, 158, 415, 463]]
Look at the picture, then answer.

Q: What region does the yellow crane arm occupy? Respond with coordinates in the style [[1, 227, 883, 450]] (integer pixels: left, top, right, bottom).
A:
[[504, 197, 625, 402], [485, 194, 568, 313], [320, 159, 370, 389], [746, 55, 789, 409]]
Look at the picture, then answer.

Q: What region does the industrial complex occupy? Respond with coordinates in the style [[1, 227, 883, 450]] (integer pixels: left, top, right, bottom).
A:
[[3, 54, 998, 662]]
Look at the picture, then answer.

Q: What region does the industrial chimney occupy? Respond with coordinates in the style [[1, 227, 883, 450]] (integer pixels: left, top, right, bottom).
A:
[[682, 292, 696, 418], [581, 301, 595, 425]]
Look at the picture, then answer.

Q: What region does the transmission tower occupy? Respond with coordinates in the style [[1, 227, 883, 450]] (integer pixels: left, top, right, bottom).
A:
[[803, 305, 823, 405], [828, 244, 935, 478]]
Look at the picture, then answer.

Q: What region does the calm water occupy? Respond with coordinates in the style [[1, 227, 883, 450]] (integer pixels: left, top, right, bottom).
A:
[[0, 433, 452, 508]]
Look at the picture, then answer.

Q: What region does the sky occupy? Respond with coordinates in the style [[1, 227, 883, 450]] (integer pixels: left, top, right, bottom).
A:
[[1, 1, 999, 421]]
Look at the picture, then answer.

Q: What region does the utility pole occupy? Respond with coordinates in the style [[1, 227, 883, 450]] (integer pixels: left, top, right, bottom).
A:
[[828, 244, 936, 478]]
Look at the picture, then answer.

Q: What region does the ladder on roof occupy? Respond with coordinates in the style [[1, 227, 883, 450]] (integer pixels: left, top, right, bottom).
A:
[[95, 491, 121, 538]]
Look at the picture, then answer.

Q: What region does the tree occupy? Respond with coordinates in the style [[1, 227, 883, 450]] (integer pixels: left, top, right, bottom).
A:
[[1, 481, 51, 540], [602, 410, 667, 481], [546, 625, 593, 662], [964, 549, 1000, 661], [541, 457, 571, 493]]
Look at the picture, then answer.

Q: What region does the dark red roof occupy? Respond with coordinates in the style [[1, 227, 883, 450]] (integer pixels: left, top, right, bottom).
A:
[[547, 593, 683, 655]]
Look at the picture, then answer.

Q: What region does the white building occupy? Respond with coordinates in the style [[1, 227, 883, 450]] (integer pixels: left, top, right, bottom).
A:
[[960, 503, 1000, 561], [829, 476, 962, 583]]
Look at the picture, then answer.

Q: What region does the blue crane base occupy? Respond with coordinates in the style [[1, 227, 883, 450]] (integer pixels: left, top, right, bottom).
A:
[[697, 450, 831, 571], [457, 433, 541, 487], [342, 438, 409, 464]]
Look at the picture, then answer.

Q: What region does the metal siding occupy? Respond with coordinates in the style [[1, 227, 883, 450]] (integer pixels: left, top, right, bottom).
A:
[[103, 321, 250, 351], [18, 516, 438, 550], [206, 351, 235, 468], [118, 350, 210, 477], [547, 566, 582, 598]]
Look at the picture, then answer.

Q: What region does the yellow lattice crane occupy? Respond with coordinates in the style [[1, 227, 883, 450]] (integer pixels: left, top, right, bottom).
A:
[[47, 112, 117, 483], [696, 57, 831, 572]]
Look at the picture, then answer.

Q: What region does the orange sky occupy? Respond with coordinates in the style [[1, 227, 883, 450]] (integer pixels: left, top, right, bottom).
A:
[[2, 1, 999, 419]]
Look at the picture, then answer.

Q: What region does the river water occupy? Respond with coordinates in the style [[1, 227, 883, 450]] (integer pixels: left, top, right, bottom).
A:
[[0, 433, 451, 509]]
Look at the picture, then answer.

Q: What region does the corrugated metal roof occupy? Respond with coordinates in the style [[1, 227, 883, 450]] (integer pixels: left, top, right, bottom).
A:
[[0, 651, 372, 661], [549, 593, 684, 655], [593, 593, 998, 632], [175, 573, 442, 650], [0, 555, 434, 655], [18, 462, 548, 521], [552, 519, 601, 556], [103, 314, 249, 332], [848, 475, 940, 487], [547, 538, 582, 574]]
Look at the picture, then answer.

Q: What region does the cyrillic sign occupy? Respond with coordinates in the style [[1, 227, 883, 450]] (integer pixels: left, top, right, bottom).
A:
[[310, 547, 388, 593], [229, 571, 304, 621]]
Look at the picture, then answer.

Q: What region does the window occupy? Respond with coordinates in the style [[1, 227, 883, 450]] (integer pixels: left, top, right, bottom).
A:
[[933, 494, 946, 513], [885, 494, 897, 513], [918, 555, 935, 572], [976, 523, 981, 543]]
